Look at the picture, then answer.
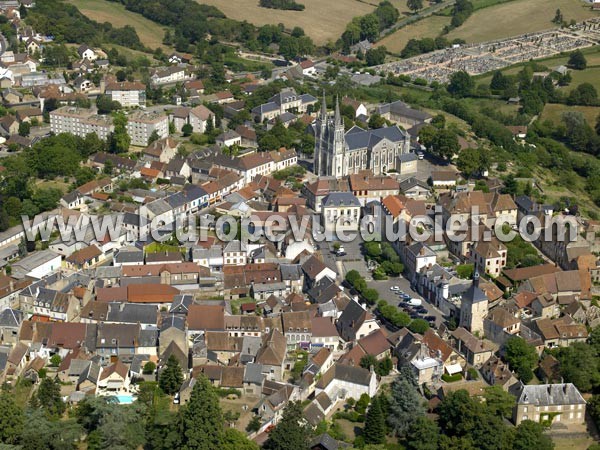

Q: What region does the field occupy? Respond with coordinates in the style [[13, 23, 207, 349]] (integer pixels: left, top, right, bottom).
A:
[[446, 0, 599, 43], [553, 436, 597, 450], [69, 0, 168, 50], [540, 103, 600, 125], [197, 0, 375, 45], [376, 15, 451, 53], [561, 66, 600, 93]]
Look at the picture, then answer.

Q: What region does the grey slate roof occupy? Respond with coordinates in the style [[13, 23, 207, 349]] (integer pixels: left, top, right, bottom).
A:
[[345, 125, 407, 151], [322, 192, 360, 208], [0, 308, 23, 327], [243, 362, 264, 384], [107, 303, 158, 326], [512, 382, 585, 406]]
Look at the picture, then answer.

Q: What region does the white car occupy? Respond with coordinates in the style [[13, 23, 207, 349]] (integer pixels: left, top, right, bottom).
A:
[[390, 286, 400, 291], [416, 151, 424, 160]]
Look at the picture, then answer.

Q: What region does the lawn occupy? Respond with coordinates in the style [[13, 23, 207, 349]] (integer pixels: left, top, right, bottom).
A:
[[376, 15, 451, 53], [560, 66, 600, 93], [553, 436, 597, 450], [446, 0, 599, 43], [540, 103, 600, 126], [197, 0, 375, 45], [69, 0, 168, 50]]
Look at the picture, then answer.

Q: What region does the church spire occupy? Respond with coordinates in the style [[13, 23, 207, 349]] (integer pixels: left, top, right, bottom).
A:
[[335, 96, 342, 126], [321, 90, 327, 119]]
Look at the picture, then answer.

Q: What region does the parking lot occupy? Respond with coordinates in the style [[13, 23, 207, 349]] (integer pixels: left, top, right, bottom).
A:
[[368, 276, 446, 329]]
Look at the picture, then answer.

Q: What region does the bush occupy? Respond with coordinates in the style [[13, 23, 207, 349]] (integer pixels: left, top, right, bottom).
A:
[[442, 373, 463, 383], [143, 361, 156, 375], [215, 387, 242, 398], [467, 367, 479, 380]]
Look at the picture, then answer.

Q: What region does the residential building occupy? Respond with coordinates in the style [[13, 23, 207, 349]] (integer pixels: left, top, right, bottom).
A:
[[511, 382, 586, 426], [105, 81, 146, 108], [49, 106, 113, 140], [126, 110, 169, 147]]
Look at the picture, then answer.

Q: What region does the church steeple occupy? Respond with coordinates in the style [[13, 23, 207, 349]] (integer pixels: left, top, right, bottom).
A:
[[334, 96, 342, 126], [321, 91, 327, 119]]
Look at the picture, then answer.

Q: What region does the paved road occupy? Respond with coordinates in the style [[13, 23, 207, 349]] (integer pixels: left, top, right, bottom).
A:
[[368, 276, 446, 329]]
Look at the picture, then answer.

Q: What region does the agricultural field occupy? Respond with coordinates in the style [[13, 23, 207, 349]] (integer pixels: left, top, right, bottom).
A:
[[560, 66, 600, 93], [197, 0, 375, 45], [540, 103, 600, 126], [446, 0, 599, 43], [69, 0, 168, 50], [375, 15, 451, 53]]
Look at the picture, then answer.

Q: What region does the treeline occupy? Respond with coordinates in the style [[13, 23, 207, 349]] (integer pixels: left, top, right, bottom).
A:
[[259, 0, 305, 11], [27, 0, 147, 51], [444, 0, 474, 32], [340, 1, 400, 52], [401, 36, 465, 58]]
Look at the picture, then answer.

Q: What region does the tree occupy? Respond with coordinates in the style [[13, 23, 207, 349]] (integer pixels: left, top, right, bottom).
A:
[[143, 361, 156, 374], [555, 342, 600, 392], [263, 401, 311, 450], [34, 377, 65, 418], [182, 123, 193, 137], [457, 147, 490, 178], [49, 354, 61, 367], [447, 71, 474, 97], [108, 112, 130, 153], [490, 70, 510, 92], [364, 396, 386, 445], [483, 385, 515, 419], [387, 368, 425, 437], [405, 417, 440, 450], [0, 393, 23, 444], [407, 0, 423, 12], [568, 82, 598, 106], [432, 128, 460, 160], [18, 121, 30, 137], [504, 336, 538, 383], [568, 50, 587, 70], [359, 14, 380, 41], [246, 415, 261, 433], [148, 130, 161, 145], [116, 69, 127, 82], [553, 8, 563, 24], [365, 47, 387, 66], [0, 208, 9, 232], [408, 318, 430, 334], [181, 374, 224, 449], [159, 354, 183, 395], [513, 420, 554, 450], [223, 428, 259, 450], [368, 113, 386, 129], [96, 94, 121, 114]]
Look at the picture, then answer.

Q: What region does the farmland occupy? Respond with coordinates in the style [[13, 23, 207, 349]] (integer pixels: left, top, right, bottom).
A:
[[197, 0, 375, 45], [446, 0, 599, 43], [540, 103, 600, 126], [69, 0, 168, 50]]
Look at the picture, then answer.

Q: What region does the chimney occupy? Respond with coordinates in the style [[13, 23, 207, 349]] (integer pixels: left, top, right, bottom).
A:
[[442, 281, 449, 300], [473, 271, 480, 288]]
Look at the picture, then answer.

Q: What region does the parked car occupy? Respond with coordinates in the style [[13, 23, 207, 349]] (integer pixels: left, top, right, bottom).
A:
[[390, 286, 400, 291]]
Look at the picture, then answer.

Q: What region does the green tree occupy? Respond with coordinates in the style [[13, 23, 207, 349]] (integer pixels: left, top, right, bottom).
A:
[[143, 361, 156, 374], [148, 130, 161, 145], [49, 354, 61, 367], [182, 123, 193, 137], [483, 385, 515, 419], [407, 0, 423, 12], [405, 417, 440, 450], [34, 377, 65, 418], [109, 112, 130, 153], [18, 121, 30, 137], [513, 420, 554, 450], [387, 368, 425, 437], [263, 401, 311, 450], [568, 50, 587, 70], [159, 354, 184, 395], [368, 113, 387, 129], [457, 147, 490, 178], [555, 342, 600, 392], [408, 318, 430, 334], [359, 14, 380, 41], [0, 208, 9, 232], [553, 8, 563, 24], [447, 71, 474, 97], [504, 337, 538, 383], [432, 128, 460, 160], [364, 396, 386, 445], [246, 415, 261, 433], [223, 428, 259, 450], [0, 393, 23, 444], [181, 374, 224, 449], [365, 47, 387, 66]]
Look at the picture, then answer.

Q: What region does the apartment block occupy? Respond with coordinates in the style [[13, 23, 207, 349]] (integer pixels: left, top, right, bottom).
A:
[[105, 81, 147, 108], [49, 106, 113, 140], [126, 111, 169, 147]]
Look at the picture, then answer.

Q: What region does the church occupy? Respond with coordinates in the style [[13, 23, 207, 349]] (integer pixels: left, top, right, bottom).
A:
[[313, 96, 411, 177]]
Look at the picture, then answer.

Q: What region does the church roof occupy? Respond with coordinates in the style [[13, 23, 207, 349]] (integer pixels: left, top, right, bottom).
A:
[[345, 125, 408, 151]]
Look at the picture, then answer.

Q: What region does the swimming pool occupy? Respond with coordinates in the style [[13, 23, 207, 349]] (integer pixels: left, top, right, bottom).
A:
[[114, 394, 135, 404]]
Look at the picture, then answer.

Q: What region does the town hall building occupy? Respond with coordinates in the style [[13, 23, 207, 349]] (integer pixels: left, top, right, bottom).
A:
[[313, 96, 411, 177]]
